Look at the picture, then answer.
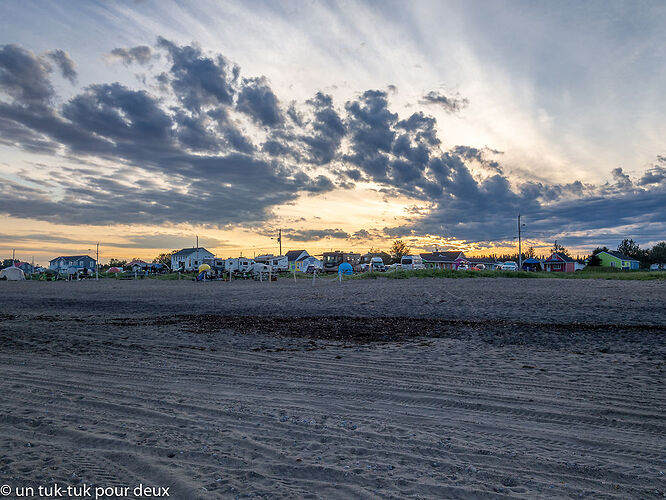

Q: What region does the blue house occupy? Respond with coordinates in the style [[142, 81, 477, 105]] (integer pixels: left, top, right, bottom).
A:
[[49, 255, 97, 275]]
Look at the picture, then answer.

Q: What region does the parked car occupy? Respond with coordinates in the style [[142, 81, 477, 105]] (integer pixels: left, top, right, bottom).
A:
[[457, 263, 469, 270], [501, 261, 518, 271]]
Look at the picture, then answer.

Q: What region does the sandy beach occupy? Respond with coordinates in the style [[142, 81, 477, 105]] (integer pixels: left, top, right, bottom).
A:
[[0, 278, 664, 499]]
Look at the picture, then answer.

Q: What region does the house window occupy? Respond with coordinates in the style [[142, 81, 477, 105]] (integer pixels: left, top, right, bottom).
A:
[[611, 262, 616, 268]]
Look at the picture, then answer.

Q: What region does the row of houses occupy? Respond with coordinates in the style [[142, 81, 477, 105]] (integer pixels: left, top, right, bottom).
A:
[[36, 247, 650, 277], [419, 250, 642, 272], [170, 247, 322, 273]]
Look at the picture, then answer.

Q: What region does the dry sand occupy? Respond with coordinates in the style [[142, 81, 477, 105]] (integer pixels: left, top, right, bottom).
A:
[[0, 277, 664, 499]]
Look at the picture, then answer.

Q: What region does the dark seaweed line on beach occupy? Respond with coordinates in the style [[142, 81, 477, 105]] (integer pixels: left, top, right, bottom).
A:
[[176, 315, 666, 344]]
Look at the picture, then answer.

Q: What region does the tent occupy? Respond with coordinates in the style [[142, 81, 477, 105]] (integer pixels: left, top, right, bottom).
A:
[[522, 258, 542, 272], [338, 262, 353, 275], [0, 266, 26, 281]]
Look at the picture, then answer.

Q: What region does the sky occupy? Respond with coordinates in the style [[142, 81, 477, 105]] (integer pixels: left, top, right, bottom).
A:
[[1, 0, 665, 264]]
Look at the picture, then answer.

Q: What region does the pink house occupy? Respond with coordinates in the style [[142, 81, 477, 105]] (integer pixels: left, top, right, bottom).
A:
[[543, 252, 576, 272]]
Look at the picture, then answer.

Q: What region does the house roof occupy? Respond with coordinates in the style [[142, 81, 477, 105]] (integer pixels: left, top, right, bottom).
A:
[[49, 255, 94, 262], [468, 257, 501, 264], [128, 259, 149, 266], [604, 250, 639, 262], [545, 252, 575, 263], [523, 258, 541, 264], [285, 250, 308, 261], [172, 247, 212, 257], [420, 251, 465, 262]]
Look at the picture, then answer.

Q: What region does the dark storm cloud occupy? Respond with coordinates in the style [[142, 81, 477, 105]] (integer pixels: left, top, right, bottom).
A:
[[0, 40, 336, 226], [157, 36, 238, 112], [236, 76, 283, 127], [108, 45, 154, 66], [0, 44, 54, 105], [62, 83, 174, 146], [301, 92, 345, 165], [283, 228, 350, 241], [1, 40, 664, 247], [0, 232, 81, 244], [46, 49, 77, 83], [173, 110, 222, 152], [637, 156, 666, 186], [611, 167, 632, 189], [108, 234, 226, 249], [451, 145, 503, 173], [420, 90, 469, 113], [638, 166, 666, 185], [344, 90, 398, 180], [0, 115, 58, 154]]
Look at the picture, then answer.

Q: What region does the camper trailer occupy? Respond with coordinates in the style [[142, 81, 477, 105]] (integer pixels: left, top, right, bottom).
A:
[[322, 251, 361, 273], [401, 255, 425, 270], [225, 257, 254, 274], [254, 254, 289, 272]]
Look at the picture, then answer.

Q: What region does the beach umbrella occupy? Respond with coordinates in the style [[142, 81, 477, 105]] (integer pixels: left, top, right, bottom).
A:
[[108, 267, 121, 273], [198, 264, 211, 272]]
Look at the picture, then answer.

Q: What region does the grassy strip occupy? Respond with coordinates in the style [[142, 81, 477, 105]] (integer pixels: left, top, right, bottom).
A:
[[350, 268, 666, 281]]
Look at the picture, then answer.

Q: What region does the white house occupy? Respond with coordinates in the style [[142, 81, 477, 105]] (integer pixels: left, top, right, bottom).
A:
[[171, 248, 215, 272]]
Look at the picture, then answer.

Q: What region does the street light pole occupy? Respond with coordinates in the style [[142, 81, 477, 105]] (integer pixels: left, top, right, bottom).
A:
[[518, 214, 522, 271], [96, 242, 99, 280]]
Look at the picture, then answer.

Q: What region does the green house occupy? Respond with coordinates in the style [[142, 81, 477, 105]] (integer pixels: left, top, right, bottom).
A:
[[597, 250, 640, 270]]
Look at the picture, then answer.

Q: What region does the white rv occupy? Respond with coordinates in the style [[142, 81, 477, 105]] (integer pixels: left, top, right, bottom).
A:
[[225, 257, 254, 273], [254, 254, 289, 272], [401, 255, 425, 270]]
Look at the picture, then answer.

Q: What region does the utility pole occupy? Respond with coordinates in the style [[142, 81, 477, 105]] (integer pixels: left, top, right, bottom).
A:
[[517, 214, 522, 271], [12, 248, 15, 266], [96, 242, 99, 280], [277, 228, 282, 256]]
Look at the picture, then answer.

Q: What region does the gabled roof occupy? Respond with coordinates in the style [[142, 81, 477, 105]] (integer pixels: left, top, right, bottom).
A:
[[420, 251, 465, 262], [468, 257, 501, 264], [49, 255, 94, 262], [545, 252, 575, 263], [603, 250, 639, 262], [523, 258, 542, 264], [285, 250, 309, 261], [172, 247, 213, 257], [128, 259, 149, 266]]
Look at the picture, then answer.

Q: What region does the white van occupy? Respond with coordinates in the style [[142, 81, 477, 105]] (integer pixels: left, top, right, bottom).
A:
[[370, 256, 385, 272], [401, 255, 425, 270]]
